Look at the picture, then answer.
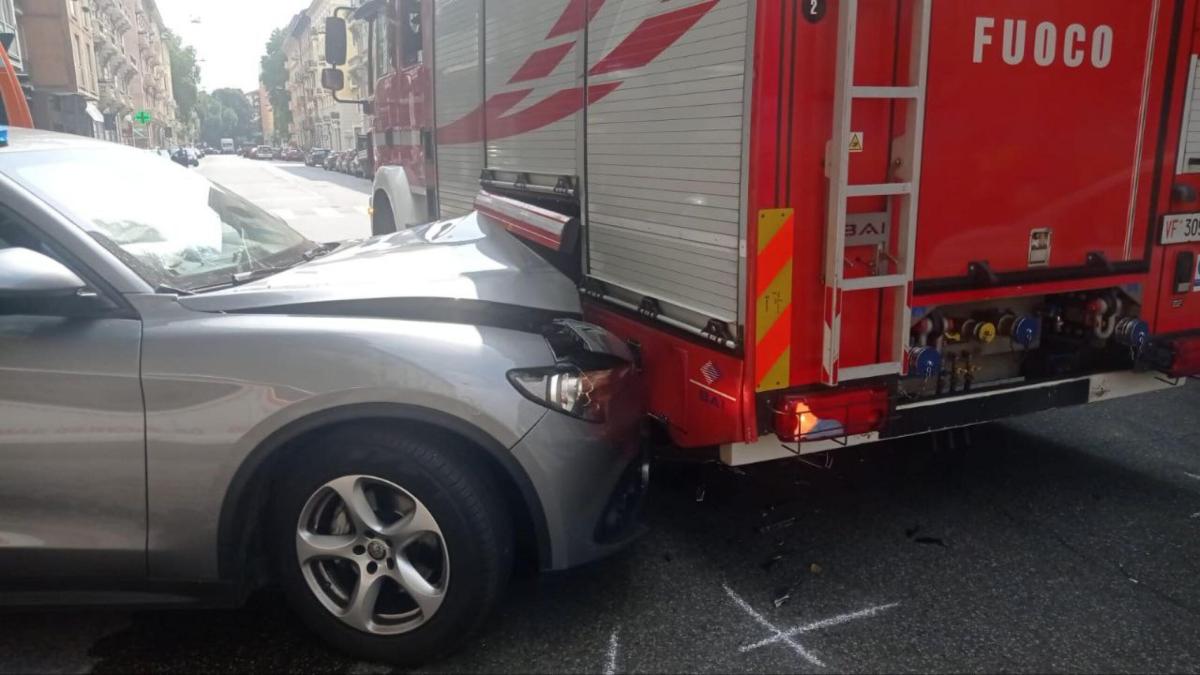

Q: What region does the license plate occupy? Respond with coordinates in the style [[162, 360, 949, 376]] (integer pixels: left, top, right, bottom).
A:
[[1162, 213, 1200, 245]]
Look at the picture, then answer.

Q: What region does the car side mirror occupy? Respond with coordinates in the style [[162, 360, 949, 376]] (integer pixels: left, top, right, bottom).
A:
[[0, 247, 87, 298], [324, 17, 347, 66], [321, 67, 345, 92]]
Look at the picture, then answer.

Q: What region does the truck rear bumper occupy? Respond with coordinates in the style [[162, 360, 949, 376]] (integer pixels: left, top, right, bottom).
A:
[[721, 371, 1185, 466]]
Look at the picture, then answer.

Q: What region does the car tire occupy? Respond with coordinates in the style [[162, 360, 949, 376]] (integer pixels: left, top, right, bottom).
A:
[[271, 426, 513, 666], [372, 193, 397, 235]]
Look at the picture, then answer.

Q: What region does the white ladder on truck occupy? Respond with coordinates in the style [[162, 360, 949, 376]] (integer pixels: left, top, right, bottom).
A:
[[822, 0, 933, 387]]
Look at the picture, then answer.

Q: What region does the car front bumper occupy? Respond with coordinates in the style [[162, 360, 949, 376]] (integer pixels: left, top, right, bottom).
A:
[[509, 388, 649, 571]]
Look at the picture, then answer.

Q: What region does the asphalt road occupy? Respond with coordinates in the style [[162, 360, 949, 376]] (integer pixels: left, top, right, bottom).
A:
[[2, 162, 1198, 673], [197, 154, 372, 243], [2, 384, 1197, 674]]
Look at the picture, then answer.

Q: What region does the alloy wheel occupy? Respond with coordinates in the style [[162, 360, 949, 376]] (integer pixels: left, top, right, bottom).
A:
[[295, 474, 449, 635]]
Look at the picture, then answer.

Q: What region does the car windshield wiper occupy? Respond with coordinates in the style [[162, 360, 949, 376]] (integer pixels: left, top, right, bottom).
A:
[[231, 265, 294, 285], [155, 283, 194, 296], [301, 241, 341, 261]]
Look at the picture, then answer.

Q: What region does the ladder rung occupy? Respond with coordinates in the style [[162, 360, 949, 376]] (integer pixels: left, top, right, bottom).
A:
[[846, 182, 912, 198], [840, 362, 904, 381], [841, 274, 908, 291], [851, 85, 921, 100]]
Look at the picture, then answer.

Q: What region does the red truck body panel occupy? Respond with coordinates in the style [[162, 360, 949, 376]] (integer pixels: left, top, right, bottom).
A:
[[357, 0, 1200, 452]]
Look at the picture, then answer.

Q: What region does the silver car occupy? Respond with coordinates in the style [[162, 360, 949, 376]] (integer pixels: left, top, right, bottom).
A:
[[0, 129, 648, 664]]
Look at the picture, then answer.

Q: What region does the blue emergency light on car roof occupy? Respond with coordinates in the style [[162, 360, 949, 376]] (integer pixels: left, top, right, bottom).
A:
[[0, 126, 8, 147]]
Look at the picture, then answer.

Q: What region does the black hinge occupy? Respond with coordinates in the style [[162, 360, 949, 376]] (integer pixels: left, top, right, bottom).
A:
[[638, 297, 663, 319]]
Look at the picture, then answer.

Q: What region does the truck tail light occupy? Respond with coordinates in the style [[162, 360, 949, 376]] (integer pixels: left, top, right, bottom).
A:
[[773, 386, 889, 443], [1142, 335, 1200, 377], [1166, 336, 1200, 377]]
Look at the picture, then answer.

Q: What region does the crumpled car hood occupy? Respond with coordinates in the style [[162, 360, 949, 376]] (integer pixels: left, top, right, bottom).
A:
[[178, 211, 581, 319]]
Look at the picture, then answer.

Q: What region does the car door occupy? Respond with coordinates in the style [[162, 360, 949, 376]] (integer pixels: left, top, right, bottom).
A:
[[0, 204, 146, 580]]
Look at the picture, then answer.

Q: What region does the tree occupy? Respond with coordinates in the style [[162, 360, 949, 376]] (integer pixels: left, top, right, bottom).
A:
[[260, 28, 292, 140], [197, 91, 239, 146], [164, 30, 200, 138], [211, 87, 255, 139]]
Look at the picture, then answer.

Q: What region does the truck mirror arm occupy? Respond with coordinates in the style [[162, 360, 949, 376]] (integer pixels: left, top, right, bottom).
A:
[[329, 87, 374, 115]]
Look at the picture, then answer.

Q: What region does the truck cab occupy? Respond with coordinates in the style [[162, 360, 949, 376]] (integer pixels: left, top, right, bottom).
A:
[[323, 0, 433, 233]]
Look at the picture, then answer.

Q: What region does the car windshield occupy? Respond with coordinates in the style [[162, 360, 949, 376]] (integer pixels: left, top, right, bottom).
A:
[[3, 146, 314, 291]]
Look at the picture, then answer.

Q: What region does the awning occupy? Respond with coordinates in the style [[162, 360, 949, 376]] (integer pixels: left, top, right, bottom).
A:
[[84, 102, 104, 123]]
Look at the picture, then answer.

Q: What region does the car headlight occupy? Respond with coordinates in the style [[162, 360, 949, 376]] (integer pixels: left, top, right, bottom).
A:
[[507, 364, 628, 423]]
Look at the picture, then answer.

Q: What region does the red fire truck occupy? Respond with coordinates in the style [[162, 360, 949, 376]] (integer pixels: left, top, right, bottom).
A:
[[324, 0, 1200, 465]]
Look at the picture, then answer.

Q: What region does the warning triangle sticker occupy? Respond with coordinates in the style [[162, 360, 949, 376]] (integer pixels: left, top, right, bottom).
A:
[[848, 132, 864, 153]]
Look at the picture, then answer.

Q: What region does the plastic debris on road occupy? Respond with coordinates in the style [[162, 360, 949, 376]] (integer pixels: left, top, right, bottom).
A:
[[773, 588, 792, 608]]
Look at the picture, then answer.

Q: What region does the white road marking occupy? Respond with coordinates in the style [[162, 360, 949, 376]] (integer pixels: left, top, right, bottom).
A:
[[723, 585, 826, 667], [723, 584, 899, 668], [1184, 472, 1200, 481], [739, 602, 901, 652], [604, 629, 620, 675]]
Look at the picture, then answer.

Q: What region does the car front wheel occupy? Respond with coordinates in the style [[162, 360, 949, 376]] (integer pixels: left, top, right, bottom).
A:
[[272, 427, 513, 665]]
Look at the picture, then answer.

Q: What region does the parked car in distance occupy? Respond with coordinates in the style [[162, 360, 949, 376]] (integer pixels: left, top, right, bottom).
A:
[[306, 148, 330, 167], [355, 148, 371, 179], [282, 147, 305, 162], [241, 145, 257, 158], [323, 151, 339, 170], [0, 128, 647, 666], [339, 151, 355, 174], [253, 145, 275, 160], [171, 147, 199, 168]]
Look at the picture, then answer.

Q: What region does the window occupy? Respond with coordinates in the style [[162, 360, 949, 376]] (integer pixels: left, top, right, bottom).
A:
[[400, 0, 422, 67], [72, 35, 82, 86], [88, 41, 97, 91], [373, 9, 396, 78]]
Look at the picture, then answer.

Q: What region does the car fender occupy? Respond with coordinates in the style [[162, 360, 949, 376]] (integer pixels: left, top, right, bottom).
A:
[[215, 395, 553, 584], [134, 302, 556, 582]]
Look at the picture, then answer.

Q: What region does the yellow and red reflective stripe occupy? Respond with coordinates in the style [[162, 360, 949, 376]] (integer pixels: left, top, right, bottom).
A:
[[755, 209, 795, 392]]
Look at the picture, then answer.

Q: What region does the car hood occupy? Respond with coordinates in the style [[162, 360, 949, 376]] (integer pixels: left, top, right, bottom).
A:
[[178, 211, 581, 322]]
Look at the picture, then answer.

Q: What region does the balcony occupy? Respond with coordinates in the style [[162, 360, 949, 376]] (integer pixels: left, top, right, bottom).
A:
[[96, 0, 133, 35], [95, 35, 120, 67], [141, 41, 161, 67], [98, 79, 119, 111]]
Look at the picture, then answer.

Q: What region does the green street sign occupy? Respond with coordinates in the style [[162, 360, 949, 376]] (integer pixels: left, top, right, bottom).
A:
[[134, 110, 151, 125]]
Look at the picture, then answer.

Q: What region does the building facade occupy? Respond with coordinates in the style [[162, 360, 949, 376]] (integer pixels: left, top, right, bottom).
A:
[[17, 0, 176, 146], [284, 0, 362, 151], [17, 0, 101, 137], [128, 0, 175, 147], [257, 85, 274, 142], [283, 10, 314, 147]]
